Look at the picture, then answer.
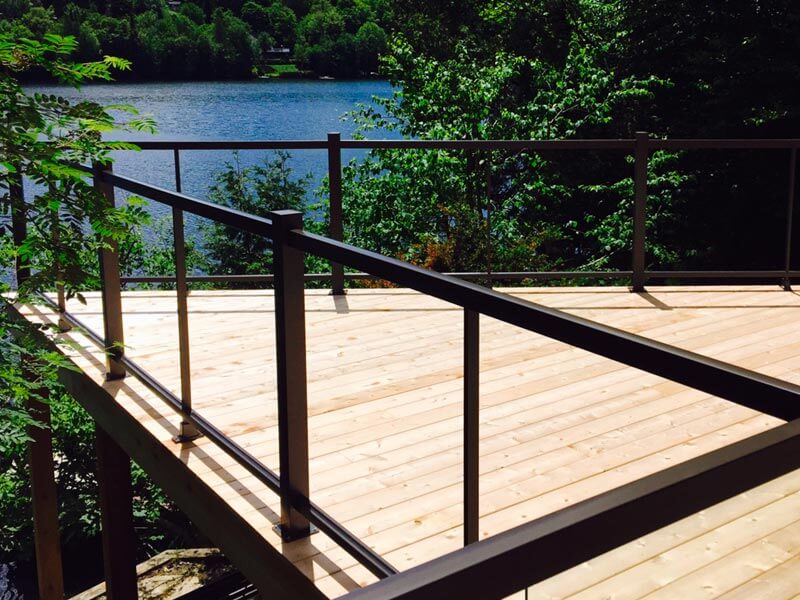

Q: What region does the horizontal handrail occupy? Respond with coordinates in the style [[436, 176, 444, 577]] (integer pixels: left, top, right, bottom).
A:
[[122, 138, 800, 151], [123, 140, 330, 151], [104, 171, 274, 237], [343, 417, 800, 600]]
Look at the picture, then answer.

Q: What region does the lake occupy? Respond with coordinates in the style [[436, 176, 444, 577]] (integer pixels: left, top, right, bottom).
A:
[[27, 79, 396, 209]]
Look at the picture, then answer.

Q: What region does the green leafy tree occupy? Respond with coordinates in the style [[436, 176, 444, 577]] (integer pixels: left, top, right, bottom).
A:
[[0, 33, 205, 573], [354, 20, 385, 73], [211, 7, 256, 77], [264, 1, 297, 46], [203, 151, 311, 276], [179, 1, 205, 24], [345, 1, 666, 275], [121, 215, 207, 290], [0, 0, 32, 20], [241, 0, 270, 31], [295, 0, 379, 76]]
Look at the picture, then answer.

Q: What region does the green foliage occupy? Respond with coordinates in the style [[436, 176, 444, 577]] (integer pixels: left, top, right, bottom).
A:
[[0, 33, 203, 569], [121, 215, 206, 290], [2, 0, 389, 79], [0, 32, 156, 299], [343, 1, 667, 275], [202, 151, 318, 277], [340, 0, 800, 277], [0, 354, 201, 561]]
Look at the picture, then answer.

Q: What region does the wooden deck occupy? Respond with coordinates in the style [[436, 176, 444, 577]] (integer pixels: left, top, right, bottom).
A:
[[20, 285, 800, 598]]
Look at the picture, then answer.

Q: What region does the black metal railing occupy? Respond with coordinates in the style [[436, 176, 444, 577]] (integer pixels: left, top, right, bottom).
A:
[[10, 136, 800, 599], [111, 134, 799, 292]]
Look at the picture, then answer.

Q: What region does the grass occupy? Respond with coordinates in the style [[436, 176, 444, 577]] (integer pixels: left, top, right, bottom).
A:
[[260, 63, 302, 78]]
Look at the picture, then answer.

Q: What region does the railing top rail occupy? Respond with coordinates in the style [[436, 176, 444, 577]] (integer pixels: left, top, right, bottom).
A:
[[128, 140, 330, 150], [651, 139, 800, 150], [103, 170, 274, 237], [120, 137, 800, 152], [339, 139, 635, 150]]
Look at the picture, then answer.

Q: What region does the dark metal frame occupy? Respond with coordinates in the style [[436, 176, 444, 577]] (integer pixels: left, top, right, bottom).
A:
[[13, 136, 800, 599], [114, 134, 799, 291]]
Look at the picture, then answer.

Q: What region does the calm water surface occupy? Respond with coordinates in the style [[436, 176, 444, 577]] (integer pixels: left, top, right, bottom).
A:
[[28, 79, 395, 212]]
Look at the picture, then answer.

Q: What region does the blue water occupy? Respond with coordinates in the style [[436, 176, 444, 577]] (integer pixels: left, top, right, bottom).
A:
[[27, 79, 396, 212]]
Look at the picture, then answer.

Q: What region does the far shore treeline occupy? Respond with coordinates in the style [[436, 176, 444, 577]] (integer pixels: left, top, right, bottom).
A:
[[0, 0, 389, 79]]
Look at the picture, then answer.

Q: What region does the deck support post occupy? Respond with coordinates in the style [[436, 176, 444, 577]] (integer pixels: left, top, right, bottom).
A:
[[93, 162, 126, 381], [464, 309, 480, 545], [632, 132, 649, 292], [96, 425, 138, 600], [328, 132, 346, 296], [270, 209, 313, 541], [27, 388, 65, 600]]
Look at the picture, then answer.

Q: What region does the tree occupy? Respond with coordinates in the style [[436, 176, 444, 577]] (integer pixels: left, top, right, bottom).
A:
[[264, 1, 296, 46], [179, 1, 205, 24], [294, 0, 344, 74], [241, 0, 270, 31], [0, 33, 202, 575], [354, 20, 385, 73], [211, 7, 256, 77], [203, 152, 311, 276], [344, 1, 669, 275]]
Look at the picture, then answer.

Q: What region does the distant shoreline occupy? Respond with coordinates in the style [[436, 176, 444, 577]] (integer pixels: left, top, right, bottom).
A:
[[22, 75, 391, 86]]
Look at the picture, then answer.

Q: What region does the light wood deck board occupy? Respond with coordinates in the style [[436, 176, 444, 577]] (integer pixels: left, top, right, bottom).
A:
[[21, 285, 800, 598]]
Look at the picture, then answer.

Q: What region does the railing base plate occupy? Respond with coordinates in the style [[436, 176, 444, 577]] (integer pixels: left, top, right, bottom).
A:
[[273, 523, 319, 542], [173, 421, 203, 444]]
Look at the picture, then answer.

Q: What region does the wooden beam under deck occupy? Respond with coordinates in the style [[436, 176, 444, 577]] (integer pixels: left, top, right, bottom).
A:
[[15, 286, 800, 598]]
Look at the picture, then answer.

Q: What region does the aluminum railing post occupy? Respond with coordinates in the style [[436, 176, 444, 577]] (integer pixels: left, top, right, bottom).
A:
[[328, 132, 345, 295], [173, 204, 200, 441], [270, 209, 313, 541], [464, 309, 480, 545], [632, 132, 649, 292], [173, 148, 182, 193], [783, 148, 796, 291], [93, 162, 126, 380]]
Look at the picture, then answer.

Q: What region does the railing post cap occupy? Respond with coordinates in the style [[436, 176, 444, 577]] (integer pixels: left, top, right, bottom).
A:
[[92, 160, 114, 173], [269, 209, 304, 229], [270, 209, 303, 218], [327, 131, 341, 139]]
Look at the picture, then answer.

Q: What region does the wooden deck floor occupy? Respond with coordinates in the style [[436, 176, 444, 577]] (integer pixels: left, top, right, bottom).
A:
[[21, 285, 800, 598]]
